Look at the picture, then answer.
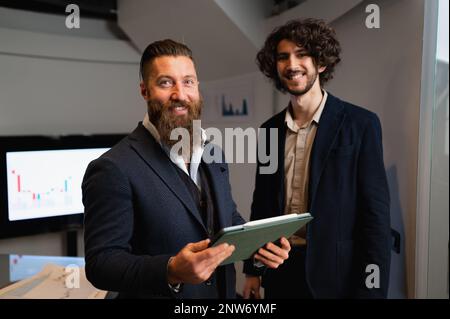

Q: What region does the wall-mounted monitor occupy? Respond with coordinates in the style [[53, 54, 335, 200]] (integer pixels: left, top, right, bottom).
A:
[[0, 134, 126, 239]]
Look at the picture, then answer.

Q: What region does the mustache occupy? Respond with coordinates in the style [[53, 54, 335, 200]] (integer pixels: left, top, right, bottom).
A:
[[147, 98, 202, 124], [167, 100, 189, 109], [284, 70, 306, 78]]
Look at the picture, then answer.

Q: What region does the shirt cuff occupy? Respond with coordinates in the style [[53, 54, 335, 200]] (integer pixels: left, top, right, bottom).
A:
[[253, 258, 265, 268], [167, 257, 183, 294]]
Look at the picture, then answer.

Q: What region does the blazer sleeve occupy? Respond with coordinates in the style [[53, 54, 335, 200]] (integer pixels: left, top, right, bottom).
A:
[[355, 113, 391, 298], [82, 157, 174, 297]]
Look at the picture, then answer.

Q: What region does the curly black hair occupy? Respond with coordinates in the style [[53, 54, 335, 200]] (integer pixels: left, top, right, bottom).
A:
[[257, 18, 341, 91]]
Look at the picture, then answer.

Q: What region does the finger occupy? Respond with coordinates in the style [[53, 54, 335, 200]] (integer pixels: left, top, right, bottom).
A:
[[264, 242, 289, 260], [213, 244, 235, 266], [257, 246, 284, 264], [195, 245, 234, 280], [196, 243, 230, 263], [203, 244, 235, 272], [254, 289, 261, 299], [197, 246, 235, 282], [187, 239, 211, 252], [254, 253, 280, 269], [279, 237, 291, 251]]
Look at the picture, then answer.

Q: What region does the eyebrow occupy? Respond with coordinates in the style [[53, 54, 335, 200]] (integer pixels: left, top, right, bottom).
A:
[[294, 48, 308, 54], [277, 48, 308, 54], [155, 74, 197, 80]]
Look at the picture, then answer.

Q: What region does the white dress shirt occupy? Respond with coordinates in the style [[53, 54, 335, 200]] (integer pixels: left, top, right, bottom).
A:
[[142, 113, 206, 189]]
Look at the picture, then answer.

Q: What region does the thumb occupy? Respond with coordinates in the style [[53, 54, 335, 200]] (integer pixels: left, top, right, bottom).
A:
[[187, 239, 210, 252]]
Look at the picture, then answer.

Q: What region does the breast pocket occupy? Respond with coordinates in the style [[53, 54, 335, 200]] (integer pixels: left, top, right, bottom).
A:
[[329, 145, 355, 158]]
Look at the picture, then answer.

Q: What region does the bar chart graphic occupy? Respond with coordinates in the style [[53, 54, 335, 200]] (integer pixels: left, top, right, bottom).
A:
[[201, 73, 254, 123], [6, 148, 108, 221], [221, 95, 249, 117]]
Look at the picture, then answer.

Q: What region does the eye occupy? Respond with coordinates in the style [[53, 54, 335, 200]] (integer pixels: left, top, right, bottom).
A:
[[296, 51, 308, 58], [183, 78, 197, 87], [158, 79, 174, 88]]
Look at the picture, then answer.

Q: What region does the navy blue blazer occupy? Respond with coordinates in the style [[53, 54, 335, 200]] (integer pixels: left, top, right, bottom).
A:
[[244, 93, 391, 298], [82, 123, 245, 298]]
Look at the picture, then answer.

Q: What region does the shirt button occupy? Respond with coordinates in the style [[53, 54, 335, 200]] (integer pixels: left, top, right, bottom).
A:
[[205, 279, 212, 286]]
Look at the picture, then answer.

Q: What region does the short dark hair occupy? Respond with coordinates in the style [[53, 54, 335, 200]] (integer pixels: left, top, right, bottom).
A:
[[257, 18, 341, 91], [139, 39, 194, 82]]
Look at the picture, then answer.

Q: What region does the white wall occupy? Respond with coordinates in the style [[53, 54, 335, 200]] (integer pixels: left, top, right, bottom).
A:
[[0, 28, 141, 135], [0, 8, 142, 255], [322, 0, 424, 298]]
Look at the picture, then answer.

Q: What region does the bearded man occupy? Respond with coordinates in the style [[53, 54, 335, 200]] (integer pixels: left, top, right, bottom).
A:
[[82, 39, 290, 299]]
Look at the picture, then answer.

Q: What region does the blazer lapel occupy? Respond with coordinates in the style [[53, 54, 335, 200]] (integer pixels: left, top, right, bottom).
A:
[[128, 124, 207, 232], [309, 95, 346, 211]]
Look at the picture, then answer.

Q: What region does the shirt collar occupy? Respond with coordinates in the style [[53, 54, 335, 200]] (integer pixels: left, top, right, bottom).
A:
[[285, 90, 328, 132], [142, 113, 207, 188]]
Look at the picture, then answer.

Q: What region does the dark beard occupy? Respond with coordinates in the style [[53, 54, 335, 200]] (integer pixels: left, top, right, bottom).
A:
[[147, 98, 202, 147], [282, 69, 318, 96]]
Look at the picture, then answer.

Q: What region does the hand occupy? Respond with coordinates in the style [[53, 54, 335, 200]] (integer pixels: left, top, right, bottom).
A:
[[254, 237, 291, 269], [243, 275, 261, 299], [167, 239, 235, 285]]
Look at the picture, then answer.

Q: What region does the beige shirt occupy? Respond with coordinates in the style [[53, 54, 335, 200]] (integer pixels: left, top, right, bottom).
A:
[[284, 91, 328, 244]]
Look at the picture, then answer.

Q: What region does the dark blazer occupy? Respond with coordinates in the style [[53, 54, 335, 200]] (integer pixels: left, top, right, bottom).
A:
[[244, 93, 391, 298], [82, 123, 245, 299]]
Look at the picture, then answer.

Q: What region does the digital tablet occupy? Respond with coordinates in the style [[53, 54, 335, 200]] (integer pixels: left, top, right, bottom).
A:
[[210, 213, 313, 265]]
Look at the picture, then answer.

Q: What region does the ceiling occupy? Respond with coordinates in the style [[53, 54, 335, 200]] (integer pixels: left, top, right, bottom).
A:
[[0, 0, 364, 81], [0, 0, 117, 19]]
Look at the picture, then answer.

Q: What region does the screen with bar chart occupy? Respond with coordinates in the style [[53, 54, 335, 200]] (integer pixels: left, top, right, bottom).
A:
[[0, 134, 125, 239], [6, 148, 108, 221]]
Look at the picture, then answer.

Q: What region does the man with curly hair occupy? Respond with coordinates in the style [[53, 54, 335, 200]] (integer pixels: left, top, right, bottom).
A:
[[243, 19, 391, 299]]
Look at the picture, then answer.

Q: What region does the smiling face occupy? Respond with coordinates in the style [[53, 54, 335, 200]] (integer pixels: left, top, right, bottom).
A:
[[140, 55, 202, 146], [276, 39, 326, 96]]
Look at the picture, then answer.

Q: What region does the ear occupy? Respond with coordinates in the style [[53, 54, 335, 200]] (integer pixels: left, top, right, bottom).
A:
[[140, 81, 149, 100], [318, 65, 327, 74]]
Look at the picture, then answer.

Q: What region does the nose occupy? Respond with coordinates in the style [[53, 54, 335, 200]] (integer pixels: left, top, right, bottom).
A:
[[286, 54, 301, 71], [170, 82, 188, 101]]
